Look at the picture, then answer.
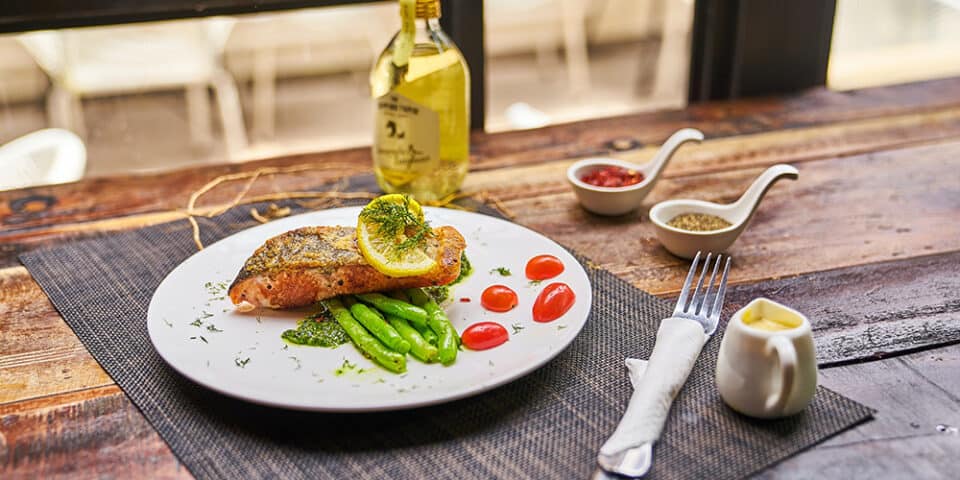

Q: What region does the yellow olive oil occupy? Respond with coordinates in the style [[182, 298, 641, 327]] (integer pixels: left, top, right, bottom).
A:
[[370, 0, 470, 201]]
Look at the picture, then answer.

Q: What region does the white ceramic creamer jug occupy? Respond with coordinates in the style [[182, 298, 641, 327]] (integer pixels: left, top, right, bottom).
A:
[[715, 298, 818, 418]]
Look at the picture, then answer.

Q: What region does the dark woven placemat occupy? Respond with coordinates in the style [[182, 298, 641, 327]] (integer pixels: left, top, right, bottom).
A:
[[20, 176, 873, 479]]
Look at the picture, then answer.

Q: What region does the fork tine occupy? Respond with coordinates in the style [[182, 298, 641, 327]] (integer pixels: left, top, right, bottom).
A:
[[697, 254, 722, 316], [686, 252, 712, 313], [710, 256, 732, 319], [673, 251, 701, 315]]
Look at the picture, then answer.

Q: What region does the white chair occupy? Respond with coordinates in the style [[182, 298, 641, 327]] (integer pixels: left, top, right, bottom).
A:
[[226, 5, 396, 140], [0, 128, 86, 191], [486, 0, 592, 93], [17, 18, 248, 160]]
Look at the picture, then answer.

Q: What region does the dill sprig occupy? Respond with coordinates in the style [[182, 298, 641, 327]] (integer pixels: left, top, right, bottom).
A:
[[359, 195, 434, 258]]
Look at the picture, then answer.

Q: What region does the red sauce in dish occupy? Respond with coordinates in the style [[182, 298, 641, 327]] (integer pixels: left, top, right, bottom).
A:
[[581, 166, 644, 188], [525, 254, 564, 280], [481, 285, 519, 312], [532, 283, 576, 322], [461, 322, 509, 350]]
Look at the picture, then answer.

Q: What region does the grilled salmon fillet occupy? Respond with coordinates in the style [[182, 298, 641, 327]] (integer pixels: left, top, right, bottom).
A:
[[228, 225, 466, 311]]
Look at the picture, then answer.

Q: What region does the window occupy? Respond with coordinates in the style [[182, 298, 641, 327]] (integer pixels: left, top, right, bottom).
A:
[[829, 0, 960, 90]]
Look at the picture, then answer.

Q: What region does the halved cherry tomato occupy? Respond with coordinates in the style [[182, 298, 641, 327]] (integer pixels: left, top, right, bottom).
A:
[[481, 285, 518, 312], [461, 322, 509, 350], [525, 254, 565, 280], [533, 282, 576, 322]]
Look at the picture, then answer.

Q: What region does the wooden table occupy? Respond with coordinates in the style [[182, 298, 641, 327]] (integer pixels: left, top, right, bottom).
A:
[[2, 78, 959, 478]]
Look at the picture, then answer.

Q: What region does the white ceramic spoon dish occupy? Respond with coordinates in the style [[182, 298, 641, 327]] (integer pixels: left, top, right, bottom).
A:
[[567, 128, 704, 216], [649, 164, 799, 259]]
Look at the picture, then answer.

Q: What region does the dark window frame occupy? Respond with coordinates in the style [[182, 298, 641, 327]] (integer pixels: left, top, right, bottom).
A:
[[688, 0, 837, 101]]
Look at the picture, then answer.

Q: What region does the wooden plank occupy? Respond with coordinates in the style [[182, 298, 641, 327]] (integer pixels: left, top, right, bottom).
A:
[[0, 267, 113, 404], [4, 106, 960, 270], [758, 343, 960, 478], [0, 158, 370, 233], [2, 343, 955, 480], [463, 106, 960, 189], [0, 385, 190, 480], [3, 140, 958, 405], [4, 79, 960, 239], [497, 141, 960, 295], [721, 251, 960, 366]]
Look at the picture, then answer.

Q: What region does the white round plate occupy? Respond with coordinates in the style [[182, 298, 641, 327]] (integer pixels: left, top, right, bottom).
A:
[[147, 207, 592, 411]]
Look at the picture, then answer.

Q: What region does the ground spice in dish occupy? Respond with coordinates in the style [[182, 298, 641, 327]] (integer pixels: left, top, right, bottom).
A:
[[581, 166, 644, 187], [667, 213, 732, 232]]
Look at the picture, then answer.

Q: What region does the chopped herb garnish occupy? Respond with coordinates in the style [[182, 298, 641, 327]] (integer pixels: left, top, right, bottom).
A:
[[359, 195, 433, 259], [335, 358, 357, 376], [490, 267, 512, 276], [163, 318, 173, 327], [235, 357, 251, 368], [206, 324, 223, 333], [199, 311, 214, 319], [190, 319, 203, 327], [189, 336, 208, 344], [511, 323, 525, 335], [528, 280, 543, 287], [204, 280, 229, 296], [557, 324, 568, 330]]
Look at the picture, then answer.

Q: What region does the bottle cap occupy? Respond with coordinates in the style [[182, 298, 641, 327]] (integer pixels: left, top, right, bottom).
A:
[[415, 0, 441, 18]]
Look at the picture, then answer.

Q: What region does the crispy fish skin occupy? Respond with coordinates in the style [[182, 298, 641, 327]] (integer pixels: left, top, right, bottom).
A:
[[228, 225, 465, 310]]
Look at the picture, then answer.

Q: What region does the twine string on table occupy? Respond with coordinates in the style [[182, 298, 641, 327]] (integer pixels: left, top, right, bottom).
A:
[[179, 162, 515, 250]]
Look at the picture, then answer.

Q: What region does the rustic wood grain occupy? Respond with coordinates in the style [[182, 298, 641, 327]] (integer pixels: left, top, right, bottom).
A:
[[4, 108, 960, 270], [2, 336, 956, 480], [2, 141, 959, 406], [721, 252, 960, 366], [0, 386, 191, 480], [499, 141, 960, 295], [2, 78, 960, 477], [758, 343, 960, 479], [462, 106, 960, 193], [3, 78, 960, 240], [0, 267, 113, 404], [0, 160, 370, 232]]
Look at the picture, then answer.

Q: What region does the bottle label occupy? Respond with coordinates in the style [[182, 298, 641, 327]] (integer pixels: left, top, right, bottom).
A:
[[373, 93, 439, 183]]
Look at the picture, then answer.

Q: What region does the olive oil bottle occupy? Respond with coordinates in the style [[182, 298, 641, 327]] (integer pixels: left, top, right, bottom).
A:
[[370, 0, 470, 201]]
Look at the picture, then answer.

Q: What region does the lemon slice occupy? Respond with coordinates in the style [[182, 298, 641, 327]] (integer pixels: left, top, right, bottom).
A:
[[357, 194, 436, 277]]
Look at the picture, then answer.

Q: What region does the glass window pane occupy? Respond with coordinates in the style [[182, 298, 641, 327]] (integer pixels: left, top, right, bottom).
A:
[[829, 0, 960, 90], [484, 0, 694, 132]]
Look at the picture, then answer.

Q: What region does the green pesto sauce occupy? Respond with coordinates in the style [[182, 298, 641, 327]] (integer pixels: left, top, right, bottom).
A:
[[455, 252, 472, 284], [425, 252, 471, 303], [281, 312, 349, 348]]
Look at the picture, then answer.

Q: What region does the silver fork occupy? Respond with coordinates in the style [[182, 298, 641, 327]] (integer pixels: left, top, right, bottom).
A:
[[596, 252, 732, 478]]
